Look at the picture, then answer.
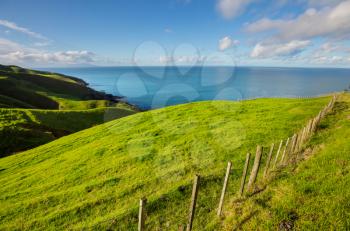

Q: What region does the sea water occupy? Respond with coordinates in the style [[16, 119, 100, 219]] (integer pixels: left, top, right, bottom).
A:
[[45, 66, 350, 110]]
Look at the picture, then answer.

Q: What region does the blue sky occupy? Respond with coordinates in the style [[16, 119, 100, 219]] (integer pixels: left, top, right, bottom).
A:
[[0, 0, 349, 67]]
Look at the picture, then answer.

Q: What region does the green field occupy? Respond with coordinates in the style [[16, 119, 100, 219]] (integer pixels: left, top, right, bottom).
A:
[[1, 94, 346, 230], [0, 107, 136, 157], [0, 64, 139, 156], [223, 93, 350, 230]]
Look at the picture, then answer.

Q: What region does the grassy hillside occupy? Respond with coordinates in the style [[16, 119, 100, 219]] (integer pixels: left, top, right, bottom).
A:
[[0, 64, 139, 156], [223, 93, 350, 230], [0, 107, 136, 157], [0, 95, 339, 230], [0, 64, 136, 111]]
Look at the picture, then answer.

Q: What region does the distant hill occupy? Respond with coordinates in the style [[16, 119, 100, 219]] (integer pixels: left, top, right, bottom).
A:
[[0, 64, 137, 110], [1, 95, 346, 230], [0, 64, 139, 156]]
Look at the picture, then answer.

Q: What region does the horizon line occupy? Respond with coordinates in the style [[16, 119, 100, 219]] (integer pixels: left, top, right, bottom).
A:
[[36, 64, 350, 70]]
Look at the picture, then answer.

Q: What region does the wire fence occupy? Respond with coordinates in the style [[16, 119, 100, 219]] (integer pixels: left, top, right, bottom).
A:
[[92, 95, 338, 231]]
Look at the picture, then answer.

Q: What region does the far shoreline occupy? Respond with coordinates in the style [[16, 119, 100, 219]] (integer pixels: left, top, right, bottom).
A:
[[39, 66, 350, 110]]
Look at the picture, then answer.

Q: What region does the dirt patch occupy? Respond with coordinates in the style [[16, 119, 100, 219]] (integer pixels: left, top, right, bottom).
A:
[[278, 211, 298, 231]]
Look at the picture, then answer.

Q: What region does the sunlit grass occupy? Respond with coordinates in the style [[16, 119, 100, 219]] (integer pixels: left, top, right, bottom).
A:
[[223, 93, 350, 230], [0, 96, 334, 230]]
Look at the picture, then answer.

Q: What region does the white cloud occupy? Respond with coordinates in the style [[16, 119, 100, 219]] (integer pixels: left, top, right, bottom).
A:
[[0, 50, 96, 66], [0, 38, 23, 53], [218, 36, 239, 51], [251, 40, 311, 58], [176, 55, 205, 63], [245, 18, 285, 33], [316, 42, 350, 54], [320, 42, 336, 53], [159, 56, 172, 64], [305, 0, 345, 7], [33, 41, 52, 47], [303, 41, 350, 65], [0, 38, 95, 66], [51, 51, 95, 63], [159, 55, 206, 64], [245, 0, 350, 40], [0, 19, 47, 40], [246, 6, 350, 64], [310, 54, 350, 64], [217, 0, 255, 19]]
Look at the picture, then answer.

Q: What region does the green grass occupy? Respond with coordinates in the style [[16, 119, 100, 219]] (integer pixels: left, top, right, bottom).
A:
[[0, 64, 139, 156], [0, 64, 137, 111], [0, 94, 36, 109], [221, 93, 350, 230], [0, 95, 337, 230], [0, 107, 136, 157], [5, 65, 86, 85], [50, 95, 135, 110]]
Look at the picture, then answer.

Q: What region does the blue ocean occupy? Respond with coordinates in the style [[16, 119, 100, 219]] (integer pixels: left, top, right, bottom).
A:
[[45, 66, 350, 110]]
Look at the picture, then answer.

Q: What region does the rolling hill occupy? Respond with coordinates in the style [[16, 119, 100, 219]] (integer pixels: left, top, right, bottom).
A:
[[223, 93, 350, 230], [0, 64, 139, 156], [1, 94, 347, 230], [0, 64, 137, 110], [0, 108, 136, 157]]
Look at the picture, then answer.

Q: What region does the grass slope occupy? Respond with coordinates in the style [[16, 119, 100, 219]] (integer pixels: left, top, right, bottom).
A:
[[223, 93, 350, 230], [0, 64, 139, 156], [0, 96, 334, 230], [0, 64, 136, 111], [0, 107, 136, 157]]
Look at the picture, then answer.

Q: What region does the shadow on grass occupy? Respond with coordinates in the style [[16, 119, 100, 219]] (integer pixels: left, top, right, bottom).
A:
[[233, 210, 259, 230]]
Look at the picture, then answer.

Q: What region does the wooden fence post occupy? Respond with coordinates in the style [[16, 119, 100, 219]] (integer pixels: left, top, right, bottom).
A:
[[323, 103, 328, 115], [331, 95, 336, 109], [263, 143, 275, 178], [178, 225, 185, 231], [280, 137, 290, 165], [247, 146, 263, 192], [292, 133, 299, 154], [298, 129, 304, 150], [274, 140, 283, 166], [308, 118, 314, 135], [311, 117, 317, 133], [316, 111, 321, 126], [323, 105, 327, 117], [217, 161, 232, 217], [138, 198, 147, 231], [186, 175, 200, 231], [317, 111, 322, 123], [328, 99, 332, 111], [315, 113, 319, 128], [239, 153, 251, 196], [305, 120, 312, 139], [290, 133, 299, 163], [300, 126, 307, 148], [297, 128, 304, 151], [284, 134, 295, 164]]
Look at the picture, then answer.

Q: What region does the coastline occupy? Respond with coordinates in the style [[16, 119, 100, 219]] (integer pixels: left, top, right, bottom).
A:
[[40, 67, 143, 111], [45, 66, 350, 110]]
